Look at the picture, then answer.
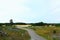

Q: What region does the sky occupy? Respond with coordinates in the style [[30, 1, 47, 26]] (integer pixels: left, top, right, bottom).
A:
[[0, 0, 60, 23]]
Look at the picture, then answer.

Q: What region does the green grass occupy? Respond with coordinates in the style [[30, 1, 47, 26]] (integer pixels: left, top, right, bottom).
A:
[[0, 25, 31, 40]]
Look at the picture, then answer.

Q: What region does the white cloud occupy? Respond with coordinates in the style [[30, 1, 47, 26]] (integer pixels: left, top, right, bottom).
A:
[[49, 0, 60, 14], [50, 0, 60, 9], [0, 0, 31, 16], [0, 0, 32, 22]]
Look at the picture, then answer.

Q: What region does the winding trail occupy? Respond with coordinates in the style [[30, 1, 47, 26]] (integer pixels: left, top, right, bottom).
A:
[[16, 26, 46, 40]]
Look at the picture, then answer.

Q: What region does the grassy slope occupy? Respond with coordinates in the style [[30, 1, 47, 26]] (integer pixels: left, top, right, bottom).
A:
[[0, 25, 30, 40]]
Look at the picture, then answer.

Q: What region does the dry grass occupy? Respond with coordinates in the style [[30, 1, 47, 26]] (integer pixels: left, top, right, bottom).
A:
[[28, 26, 60, 40], [0, 25, 30, 40]]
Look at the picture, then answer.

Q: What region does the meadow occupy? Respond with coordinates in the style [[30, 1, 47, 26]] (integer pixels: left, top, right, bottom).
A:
[[28, 26, 60, 40], [0, 25, 30, 40]]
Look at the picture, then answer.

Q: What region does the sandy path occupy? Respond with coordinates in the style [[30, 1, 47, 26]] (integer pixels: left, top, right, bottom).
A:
[[16, 26, 46, 40]]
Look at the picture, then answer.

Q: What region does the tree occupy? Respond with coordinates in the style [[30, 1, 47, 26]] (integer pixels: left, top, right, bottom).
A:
[[40, 22, 44, 26], [10, 19, 13, 25], [31, 22, 44, 26]]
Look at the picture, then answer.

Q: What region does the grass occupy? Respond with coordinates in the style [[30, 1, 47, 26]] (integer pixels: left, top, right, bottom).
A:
[[27, 26, 60, 40], [0, 25, 31, 40]]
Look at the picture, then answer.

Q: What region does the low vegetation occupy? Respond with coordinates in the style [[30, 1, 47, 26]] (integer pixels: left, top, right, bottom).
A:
[[0, 25, 30, 40], [28, 26, 60, 40]]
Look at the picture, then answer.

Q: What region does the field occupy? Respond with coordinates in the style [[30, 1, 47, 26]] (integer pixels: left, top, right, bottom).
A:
[[28, 26, 60, 40], [0, 25, 30, 40]]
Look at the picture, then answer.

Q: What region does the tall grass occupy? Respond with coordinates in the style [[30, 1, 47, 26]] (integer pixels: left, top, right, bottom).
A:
[[28, 26, 60, 40], [0, 25, 31, 40]]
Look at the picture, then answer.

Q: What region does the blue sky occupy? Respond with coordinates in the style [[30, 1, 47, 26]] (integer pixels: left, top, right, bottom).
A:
[[0, 0, 60, 23]]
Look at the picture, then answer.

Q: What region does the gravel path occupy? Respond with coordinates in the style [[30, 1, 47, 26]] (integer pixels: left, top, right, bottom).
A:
[[16, 26, 46, 40], [25, 29, 46, 40]]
